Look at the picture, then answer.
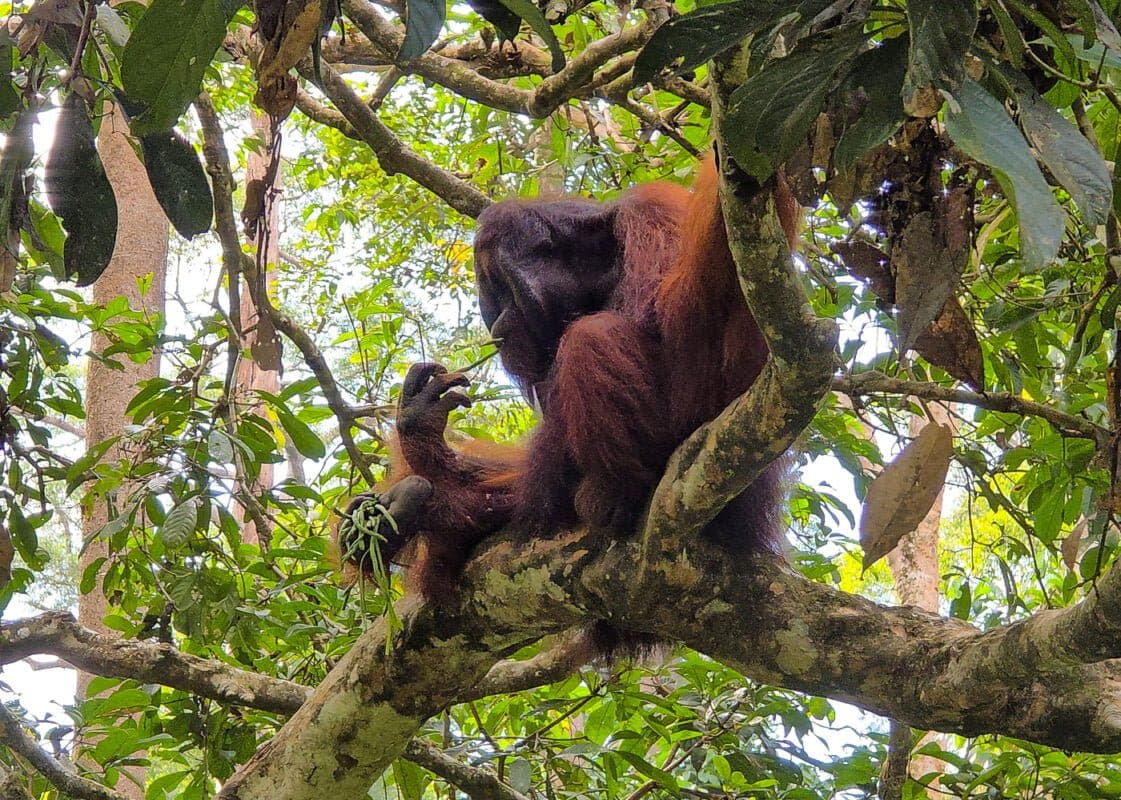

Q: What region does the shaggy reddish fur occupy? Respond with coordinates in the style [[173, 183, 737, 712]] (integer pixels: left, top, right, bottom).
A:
[[344, 157, 791, 601]]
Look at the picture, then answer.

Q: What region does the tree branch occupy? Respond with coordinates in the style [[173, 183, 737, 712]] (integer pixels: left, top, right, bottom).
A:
[[403, 739, 530, 800], [0, 613, 308, 715], [339, 0, 654, 119], [302, 58, 492, 218], [0, 703, 127, 800], [833, 372, 1110, 449]]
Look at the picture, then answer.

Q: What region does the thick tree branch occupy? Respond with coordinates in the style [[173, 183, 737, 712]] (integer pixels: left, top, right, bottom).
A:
[[0, 704, 126, 800], [640, 129, 837, 555], [0, 613, 308, 715], [833, 372, 1110, 448]]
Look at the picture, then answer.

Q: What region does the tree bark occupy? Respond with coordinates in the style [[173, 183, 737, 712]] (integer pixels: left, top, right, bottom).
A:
[[78, 101, 168, 800]]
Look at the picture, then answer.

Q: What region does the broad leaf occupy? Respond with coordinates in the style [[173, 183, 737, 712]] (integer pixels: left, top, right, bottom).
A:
[[944, 79, 1063, 270], [139, 129, 214, 238], [903, 0, 977, 115], [275, 407, 326, 459], [399, 0, 446, 61], [1009, 72, 1112, 228], [860, 422, 953, 569], [120, 0, 231, 135], [161, 497, 200, 550], [725, 25, 866, 180], [0, 110, 34, 256], [44, 94, 118, 286], [633, 0, 786, 84], [834, 34, 909, 170]]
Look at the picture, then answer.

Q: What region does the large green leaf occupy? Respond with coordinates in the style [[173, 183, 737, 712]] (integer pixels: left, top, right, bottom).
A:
[[834, 34, 909, 170], [120, 0, 231, 135], [945, 79, 1063, 270], [725, 25, 866, 180], [161, 497, 200, 550], [903, 0, 977, 114], [139, 129, 214, 239], [399, 0, 446, 60], [633, 0, 786, 84], [1005, 70, 1112, 228], [44, 94, 118, 286]]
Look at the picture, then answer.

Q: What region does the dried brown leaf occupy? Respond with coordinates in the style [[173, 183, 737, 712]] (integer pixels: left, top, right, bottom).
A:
[[860, 422, 953, 569], [1061, 517, 1088, 572], [832, 240, 894, 303], [912, 298, 985, 389]]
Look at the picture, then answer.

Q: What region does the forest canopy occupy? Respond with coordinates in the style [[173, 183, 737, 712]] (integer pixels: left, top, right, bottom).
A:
[[4, 0, 1121, 798]]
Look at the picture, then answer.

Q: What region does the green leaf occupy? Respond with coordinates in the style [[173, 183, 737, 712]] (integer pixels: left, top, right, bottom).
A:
[[633, 0, 786, 84], [1008, 72, 1112, 227], [95, 5, 132, 48], [903, 0, 977, 112], [120, 0, 232, 135], [611, 751, 678, 790], [493, 0, 565, 73], [160, 497, 200, 550], [275, 407, 326, 459], [944, 79, 1063, 270], [725, 25, 866, 180], [7, 505, 38, 563], [834, 35, 909, 170], [399, 0, 446, 61], [139, 129, 213, 238], [1002, 0, 1076, 66], [44, 94, 118, 286], [0, 109, 34, 255], [208, 428, 235, 463]]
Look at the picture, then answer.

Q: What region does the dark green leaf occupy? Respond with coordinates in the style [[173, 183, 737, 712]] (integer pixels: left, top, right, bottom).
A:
[[139, 129, 213, 238], [399, 0, 446, 61], [120, 0, 232, 135], [275, 408, 326, 459], [208, 428, 235, 463], [633, 0, 786, 84], [903, 0, 977, 112], [989, 0, 1024, 67], [160, 497, 200, 550], [494, 0, 565, 73], [1002, 0, 1076, 66], [1, 110, 34, 253], [1007, 71, 1112, 227], [44, 95, 117, 286], [725, 25, 866, 180], [944, 79, 1063, 270], [7, 505, 37, 563], [834, 35, 909, 170]]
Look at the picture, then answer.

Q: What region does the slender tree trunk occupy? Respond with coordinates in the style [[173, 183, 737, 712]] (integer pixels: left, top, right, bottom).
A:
[[881, 405, 953, 798], [77, 102, 168, 800], [234, 110, 281, 546]]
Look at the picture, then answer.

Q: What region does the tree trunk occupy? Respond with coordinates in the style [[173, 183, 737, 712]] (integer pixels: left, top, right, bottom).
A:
[[77, 102, 168, 800]]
